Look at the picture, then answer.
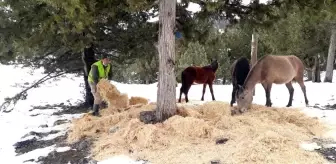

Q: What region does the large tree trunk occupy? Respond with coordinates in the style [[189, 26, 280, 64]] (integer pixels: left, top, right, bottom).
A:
[[324, 27, 336, 82], [312, 54, 321, 82], [250, 31, 258, 95], [156, 0, 177, 122], [82, 45, 97, 107]]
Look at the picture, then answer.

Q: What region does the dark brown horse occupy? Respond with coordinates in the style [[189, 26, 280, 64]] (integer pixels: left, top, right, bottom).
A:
[[230, 57, 250, 106], [235, 55, 309, 113], [178, 59, 219, 103]]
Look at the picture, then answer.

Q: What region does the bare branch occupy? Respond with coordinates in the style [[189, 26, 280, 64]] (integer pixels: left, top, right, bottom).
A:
[[0, 71, 68, 113]]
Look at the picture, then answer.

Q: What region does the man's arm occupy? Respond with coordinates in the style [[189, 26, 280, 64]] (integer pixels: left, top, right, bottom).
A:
[[91, 65, 99, 84]]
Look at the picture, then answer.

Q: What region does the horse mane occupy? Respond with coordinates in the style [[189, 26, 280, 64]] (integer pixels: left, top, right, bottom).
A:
[[243, 55, 268, 87], [232, 57, 250, 85]]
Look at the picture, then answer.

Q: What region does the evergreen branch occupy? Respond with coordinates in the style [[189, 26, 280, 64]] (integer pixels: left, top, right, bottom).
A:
[[0, 71, 68, 113]]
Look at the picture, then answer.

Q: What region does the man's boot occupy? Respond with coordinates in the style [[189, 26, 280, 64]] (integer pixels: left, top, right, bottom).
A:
[[92, 104, 100, 116]]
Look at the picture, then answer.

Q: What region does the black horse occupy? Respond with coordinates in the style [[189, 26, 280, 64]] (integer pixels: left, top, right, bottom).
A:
[[230, 57, 250, 106]]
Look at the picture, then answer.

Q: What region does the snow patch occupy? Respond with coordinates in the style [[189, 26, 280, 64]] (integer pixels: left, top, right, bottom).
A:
[[300, 142, 321, 151]]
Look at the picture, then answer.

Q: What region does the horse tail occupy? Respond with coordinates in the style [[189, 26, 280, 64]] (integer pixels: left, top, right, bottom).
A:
[[181, 71, 187, 91]]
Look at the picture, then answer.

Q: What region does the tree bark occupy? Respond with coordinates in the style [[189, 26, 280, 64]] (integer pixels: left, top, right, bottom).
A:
[[312, 54, 321, 83], [250, 31, 258, 95], [156, 0, 177, 122], [324, 27, 336, 82], [306, 69, 312, 81], [222, 76, 226, 85], [82, 45, 97, 107]]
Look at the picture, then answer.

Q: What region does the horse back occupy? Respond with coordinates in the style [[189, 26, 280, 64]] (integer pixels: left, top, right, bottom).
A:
[[260, 55, 304, 83], [184, 66, 215, 83], [231, 57, 250, 86]]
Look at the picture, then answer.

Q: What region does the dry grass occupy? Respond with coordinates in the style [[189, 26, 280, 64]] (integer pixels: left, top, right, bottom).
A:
[[129, 96, 149, 105], [67, 81, 328, 164], [96, 79, 129, 109]]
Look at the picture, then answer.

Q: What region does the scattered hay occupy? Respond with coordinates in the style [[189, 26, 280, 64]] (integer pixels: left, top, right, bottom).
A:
[[129, 96, 149, 106], [68, 100, 328, 164], [96, 79, 129, 109]]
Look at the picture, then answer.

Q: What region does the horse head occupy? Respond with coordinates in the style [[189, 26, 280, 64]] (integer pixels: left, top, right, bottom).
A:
[[235, 84, 253, 113], [210, 58, 219, 72]]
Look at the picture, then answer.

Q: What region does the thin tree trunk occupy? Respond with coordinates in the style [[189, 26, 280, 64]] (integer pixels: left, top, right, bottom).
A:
[[312, 54, 321, 82], [306, 69, 312, 81], [156, 0, 177, 122], [82, 45, 97, 107], [251, 31, 258, 95], [324, 27, 336, 82], [222, 76, 226, 85]]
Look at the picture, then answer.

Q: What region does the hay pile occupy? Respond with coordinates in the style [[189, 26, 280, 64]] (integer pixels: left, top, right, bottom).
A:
[[96, 79, 129, 109], [129, 96, 149, 106], [68, 81, 328, 164]]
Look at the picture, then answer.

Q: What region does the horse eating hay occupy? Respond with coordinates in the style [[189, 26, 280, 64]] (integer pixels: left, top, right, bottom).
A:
[[178, 59, 219, 103], [230, 57, 250, 107], [235, 55, 309, 113]]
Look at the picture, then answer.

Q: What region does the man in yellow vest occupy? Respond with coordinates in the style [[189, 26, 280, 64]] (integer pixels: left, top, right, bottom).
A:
[[88, 54, 112, 116]]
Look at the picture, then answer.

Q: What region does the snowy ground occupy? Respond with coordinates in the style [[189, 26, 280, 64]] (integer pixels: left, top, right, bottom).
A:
[[1, 63, 336, 163]]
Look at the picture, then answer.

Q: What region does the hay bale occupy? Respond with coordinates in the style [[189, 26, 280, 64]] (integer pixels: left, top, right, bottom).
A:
[[129, 96, 149, 105], [68, 101, 328, 164], [96, 79, 129, 109]]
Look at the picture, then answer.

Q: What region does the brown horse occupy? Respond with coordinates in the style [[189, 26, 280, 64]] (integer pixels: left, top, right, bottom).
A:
[[235, 55, 309, 113], [178, 59, 219, 103]]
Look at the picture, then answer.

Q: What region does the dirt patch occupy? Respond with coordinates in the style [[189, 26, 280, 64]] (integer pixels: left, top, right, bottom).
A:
[[36, 139, 95, 164], [311, 138, 336, 162], [325, 104, 336, 110], [28, 103, 90, 115], [53, 119, 70, 126], [52, 103, 91, 115], [14, 134, 67, 156], [312, 103, 336, 111], [316, 147, 336, 162], [21, 130, 60, 139]]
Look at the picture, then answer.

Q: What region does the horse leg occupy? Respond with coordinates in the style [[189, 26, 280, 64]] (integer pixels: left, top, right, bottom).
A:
[[262, 83, 268, 106], [209, 82, 215, 101], [297, 79, 309, 105], [262, 83, 273, 107], [178, 86, 183, 103], [184, 83, 192, 103], [285, 82, 294, 107], [230, 85, 237, 106], [201, 83, 207, 101]]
